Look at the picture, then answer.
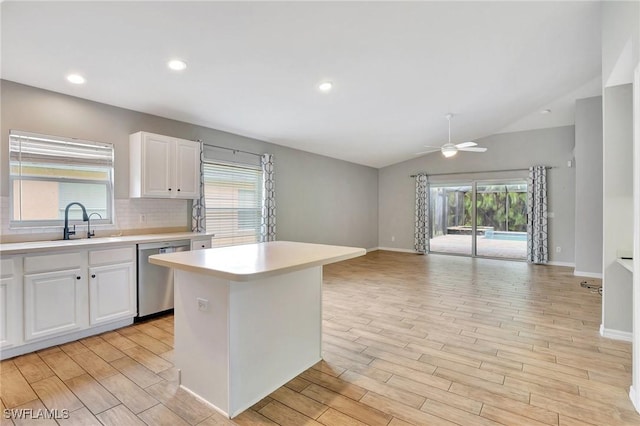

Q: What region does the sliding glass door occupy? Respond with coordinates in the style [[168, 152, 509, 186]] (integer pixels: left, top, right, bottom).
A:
[[428, 180, 528, 260], [475, 182, 527, 259], [429, 184, 473, 256]]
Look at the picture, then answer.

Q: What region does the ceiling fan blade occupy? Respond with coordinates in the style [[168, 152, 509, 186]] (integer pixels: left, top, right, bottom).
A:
[[455, 141, 477, 149], [422, 145, 441, 149], [459, 147, 487, 152]]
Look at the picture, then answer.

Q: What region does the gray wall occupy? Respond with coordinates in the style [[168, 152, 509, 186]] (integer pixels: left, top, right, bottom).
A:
[[0, 80, 379, 249], [379, 126, 576, 265], [602, 0, 640, 86], [574, 96, 603, 275], [602, 83, 633, 333]]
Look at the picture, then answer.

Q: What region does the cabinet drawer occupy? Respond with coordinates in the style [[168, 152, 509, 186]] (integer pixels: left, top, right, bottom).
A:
[[191, 239, 212, 251], [24, 252, 84, 274], [0, 259, 14, 277], [89, 246, 135, 266]]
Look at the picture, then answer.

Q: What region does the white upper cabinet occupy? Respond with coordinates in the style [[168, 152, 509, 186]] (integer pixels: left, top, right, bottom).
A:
[[138, 133, 172, 197], [130, 131, 201, 199], [175, 139, 201, 198]]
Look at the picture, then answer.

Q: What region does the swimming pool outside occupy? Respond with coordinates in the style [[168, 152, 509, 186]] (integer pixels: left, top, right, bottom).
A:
[[484, 231, 527, 242], [430, 234, 527, 259]]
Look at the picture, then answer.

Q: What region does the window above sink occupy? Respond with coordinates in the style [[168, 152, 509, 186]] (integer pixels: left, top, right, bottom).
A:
[[9, 130, 114, 228]]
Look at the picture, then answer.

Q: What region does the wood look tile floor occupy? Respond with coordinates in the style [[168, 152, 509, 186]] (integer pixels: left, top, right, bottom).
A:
[[1, 251, 639, 425]]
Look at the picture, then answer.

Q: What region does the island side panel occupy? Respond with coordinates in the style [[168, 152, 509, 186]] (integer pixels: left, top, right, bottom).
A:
[[174, 269, 231, 416], [228, 266, 323, 417]]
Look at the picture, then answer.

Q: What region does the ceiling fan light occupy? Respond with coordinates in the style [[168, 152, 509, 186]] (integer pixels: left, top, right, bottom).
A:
[[168, 59, 187, 71], [318, 81, 333, 92], [66, 74, 85, 84], [441, 143, 458, 158]]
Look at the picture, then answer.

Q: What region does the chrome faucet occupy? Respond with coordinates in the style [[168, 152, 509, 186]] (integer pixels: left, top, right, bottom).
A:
[[63, 202, 89, 240], [87, 212, 102, 238]]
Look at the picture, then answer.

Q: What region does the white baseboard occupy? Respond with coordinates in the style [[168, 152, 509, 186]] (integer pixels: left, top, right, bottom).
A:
[[547, 261, 576, 267], [180, 384, 230, 419], [0, 318, 133, 360], [574, 270, 603, 279], [600, 324, 633, 342], [366, 247, 379, 253], [631, 386, 640, 414], [376, 246, 417, 254]]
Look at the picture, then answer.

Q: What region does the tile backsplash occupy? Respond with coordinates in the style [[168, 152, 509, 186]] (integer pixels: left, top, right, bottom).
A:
[[114, 198, 189, 230], [0, 196, 190, 241]]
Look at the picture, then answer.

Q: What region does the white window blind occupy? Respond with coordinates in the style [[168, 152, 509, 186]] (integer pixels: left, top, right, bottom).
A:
[[9, 130, 114, 226], [203, 161, 263, 247]]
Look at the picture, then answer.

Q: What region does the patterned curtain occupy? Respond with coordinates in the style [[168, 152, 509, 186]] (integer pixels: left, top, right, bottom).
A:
[[191, 140, 206, 232], [414, 174, 429, 254], [527, 165, 548, 264], [261, 153, 276, 242]]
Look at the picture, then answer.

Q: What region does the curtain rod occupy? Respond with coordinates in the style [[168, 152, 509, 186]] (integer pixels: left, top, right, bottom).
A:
[[410, 166, 555, 178], [198, 140, 262, 158]]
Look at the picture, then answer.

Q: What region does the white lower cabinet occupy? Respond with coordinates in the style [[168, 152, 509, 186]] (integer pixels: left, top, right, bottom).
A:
[[24, 268, 86, 341], [1, 237, 202, 359], [0, 277, 12, 346], [88, 246, 137, 325], [21, 246, 137, 347], [23, 251, 87, 342], [89, 262, 136, 325], [0, 257, 22, 349]]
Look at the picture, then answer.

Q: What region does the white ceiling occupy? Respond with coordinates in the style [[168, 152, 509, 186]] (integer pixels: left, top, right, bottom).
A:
[[1, 1, 602, 168]]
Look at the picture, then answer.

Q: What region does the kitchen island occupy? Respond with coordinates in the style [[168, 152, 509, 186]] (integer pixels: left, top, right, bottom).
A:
[[148, 241, 366, 418]]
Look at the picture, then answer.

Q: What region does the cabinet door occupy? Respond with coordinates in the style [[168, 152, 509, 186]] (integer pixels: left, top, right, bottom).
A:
[[24, 269, 84, 341], [89, 262, 136, 325], [0, 276, 21, 349], [142, 133, 173, 197], [175, 139, 201, 198]]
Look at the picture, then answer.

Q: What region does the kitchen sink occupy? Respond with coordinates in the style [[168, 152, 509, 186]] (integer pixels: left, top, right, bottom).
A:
[[47, 236, 126, 244]]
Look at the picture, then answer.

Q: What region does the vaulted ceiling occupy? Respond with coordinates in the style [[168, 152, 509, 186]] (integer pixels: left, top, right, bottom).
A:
[[1, 1, 602, 168]]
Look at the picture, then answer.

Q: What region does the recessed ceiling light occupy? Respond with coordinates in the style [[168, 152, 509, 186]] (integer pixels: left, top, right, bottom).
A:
[[168, 60, 187, 71], [318, 81, 333, 92], [66, 74, 85, 84], [540, 109, 551, 114]]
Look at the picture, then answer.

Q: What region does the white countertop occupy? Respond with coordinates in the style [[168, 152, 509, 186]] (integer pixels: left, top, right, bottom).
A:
[[0, 232, 213, 255], [149, 241, 366, 281]]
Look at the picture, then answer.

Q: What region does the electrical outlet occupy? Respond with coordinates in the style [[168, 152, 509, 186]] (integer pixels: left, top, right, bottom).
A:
[[391, 236, 395, 242], [139, 214, 146, 223], [556, 246, 561, 253], [197, 297, 209, 312]]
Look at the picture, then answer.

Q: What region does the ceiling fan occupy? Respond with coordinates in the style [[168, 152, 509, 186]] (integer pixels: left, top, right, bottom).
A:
[[416, 113, 487, 158]]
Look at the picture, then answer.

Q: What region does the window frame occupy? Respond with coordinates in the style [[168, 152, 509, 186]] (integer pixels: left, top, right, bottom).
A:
[[9, 130, 115, 229]]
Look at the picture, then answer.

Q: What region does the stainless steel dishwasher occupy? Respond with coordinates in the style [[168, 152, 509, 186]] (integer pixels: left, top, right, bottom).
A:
[[137, 239, 191, 318]]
